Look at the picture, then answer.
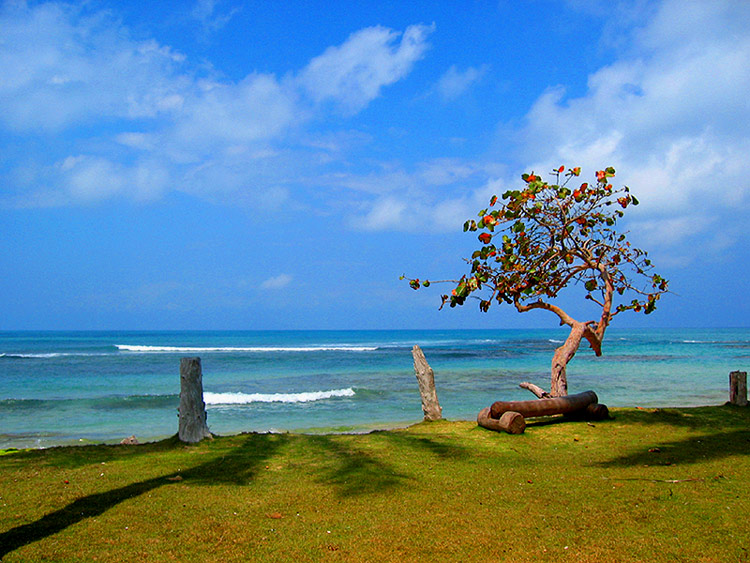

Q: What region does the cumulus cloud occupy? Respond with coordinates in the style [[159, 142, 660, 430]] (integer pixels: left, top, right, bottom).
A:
[[342, 0, 750, 262], [0, 2, 431, 208], [0, 3, 187, 132], [518, 0, 750, 221], [298, 23, 434, 114]]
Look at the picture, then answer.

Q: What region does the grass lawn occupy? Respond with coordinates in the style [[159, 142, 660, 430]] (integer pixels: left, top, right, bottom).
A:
[[1, 405, 749, 562]]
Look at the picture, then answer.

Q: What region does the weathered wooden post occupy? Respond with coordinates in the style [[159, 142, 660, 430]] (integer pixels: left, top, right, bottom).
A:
[[729, 371, 748, 406], [179, 357, 212, 443], [412, 345, 442, 421]]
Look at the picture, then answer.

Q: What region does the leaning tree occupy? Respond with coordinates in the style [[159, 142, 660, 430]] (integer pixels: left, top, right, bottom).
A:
[[405, 166, 668, 397]]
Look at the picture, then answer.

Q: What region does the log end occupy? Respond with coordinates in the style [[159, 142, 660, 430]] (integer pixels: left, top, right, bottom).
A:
[[585, 403, 611, 421], [478, 407, 525, 434], [564, 402, 611, 421], [498, 410, 526, 434]]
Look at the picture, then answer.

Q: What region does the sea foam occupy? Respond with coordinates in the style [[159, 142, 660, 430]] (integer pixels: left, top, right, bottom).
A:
[[204, 388, 356, 405], [0, 352, 95, 359], [115, 345, 377, 353]]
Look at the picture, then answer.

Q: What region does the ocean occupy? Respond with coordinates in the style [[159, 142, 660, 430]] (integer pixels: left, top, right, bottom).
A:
[[1, 328, 748, 449]]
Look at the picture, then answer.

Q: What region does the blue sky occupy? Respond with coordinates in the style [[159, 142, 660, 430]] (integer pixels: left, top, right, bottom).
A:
[[2, 0, 749, 330]]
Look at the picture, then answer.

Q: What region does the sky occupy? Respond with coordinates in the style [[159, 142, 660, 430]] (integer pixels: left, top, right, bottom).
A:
[[1, 0, 749, 331]]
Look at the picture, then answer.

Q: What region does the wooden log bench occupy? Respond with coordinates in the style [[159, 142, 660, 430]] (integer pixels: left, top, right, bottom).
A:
[[477, 390, 609, 434]]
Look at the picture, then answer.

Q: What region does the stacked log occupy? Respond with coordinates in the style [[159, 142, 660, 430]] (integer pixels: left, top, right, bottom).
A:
[[477, 408, 526, 434], [477, 390, 609, 434]]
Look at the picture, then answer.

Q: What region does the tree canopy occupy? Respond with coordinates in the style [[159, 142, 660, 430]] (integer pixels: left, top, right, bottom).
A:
[[405, 166, 668, 396]]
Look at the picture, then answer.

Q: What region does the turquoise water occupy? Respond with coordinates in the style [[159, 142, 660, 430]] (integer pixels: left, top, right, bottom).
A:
[[1, 328, 748, 449]]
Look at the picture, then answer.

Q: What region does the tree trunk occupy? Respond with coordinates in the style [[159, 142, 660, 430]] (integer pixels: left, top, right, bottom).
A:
[[178, 357, 213, 443], [412, 346, 442, 421], [550, 322, 588, 397]]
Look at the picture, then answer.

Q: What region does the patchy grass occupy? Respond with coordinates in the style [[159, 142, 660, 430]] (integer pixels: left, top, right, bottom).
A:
[[1, 406, 749, 562]]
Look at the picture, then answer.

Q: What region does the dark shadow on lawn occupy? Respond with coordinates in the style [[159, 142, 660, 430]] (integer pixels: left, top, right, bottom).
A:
[[376, 431, 470, 460], [0, 433, 290, 558], [0, 435, 186, 470], [306, 435, 413, 497], [611, 405, 750, 430], [598, 429, 750, 468], [306, 431, 472, 497]]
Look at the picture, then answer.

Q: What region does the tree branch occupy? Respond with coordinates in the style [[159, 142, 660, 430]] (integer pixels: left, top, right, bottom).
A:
[[519, 382, 551, 399], [514, 297, 577, 327]]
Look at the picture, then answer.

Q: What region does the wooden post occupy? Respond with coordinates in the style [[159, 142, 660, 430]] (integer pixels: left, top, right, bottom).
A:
[[729, 371, 748, 406], [179, 357, 212, 443], [412, 345, 442, 421]]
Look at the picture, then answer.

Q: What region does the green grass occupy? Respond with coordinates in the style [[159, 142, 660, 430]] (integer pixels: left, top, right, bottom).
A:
[[1, 406, 749, 562]]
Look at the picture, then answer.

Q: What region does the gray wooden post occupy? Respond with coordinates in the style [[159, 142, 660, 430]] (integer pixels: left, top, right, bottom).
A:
[[412, 345, 442, 421], [729, 371, 748, 406], [179, 357, 212, 442]]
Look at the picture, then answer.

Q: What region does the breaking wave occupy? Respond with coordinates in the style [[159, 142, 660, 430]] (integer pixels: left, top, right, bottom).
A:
[[204, 388, 356, 405]]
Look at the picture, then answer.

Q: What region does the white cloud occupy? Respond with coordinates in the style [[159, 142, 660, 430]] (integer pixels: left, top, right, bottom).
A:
[[436, 64, 488, 101], [298, 23, 434, 114], [358, 198, 408, 230], [58, 155, 126, 201], [0, 3, 188, 132], [417, 158, 480, 186], [629, 215, 714, 248], [515, 0, 750, 250], [340, 160, 503, 233], [287, 0, 749, 253], [53, 154, 169, 202], [260, 274, 293, 290], [168, 73, 299, 157], [352, 174, 498, 233], [116, 132, 156, 150], [0, 3, 429, 208], [191, 0, 240, 34]]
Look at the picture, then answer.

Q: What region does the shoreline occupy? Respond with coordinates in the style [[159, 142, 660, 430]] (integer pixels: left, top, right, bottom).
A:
[[4, 403, 746, 452]]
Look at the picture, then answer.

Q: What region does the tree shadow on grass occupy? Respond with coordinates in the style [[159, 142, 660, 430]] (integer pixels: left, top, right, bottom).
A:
[[597, 428, 750, 468], [305, 431, 472, 498], [375, 431, 470, 461], [0, 435, 185, 470], [611, 405, 750, 430], [306, 435, 413, 497], [0, 433, 290, 558]]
